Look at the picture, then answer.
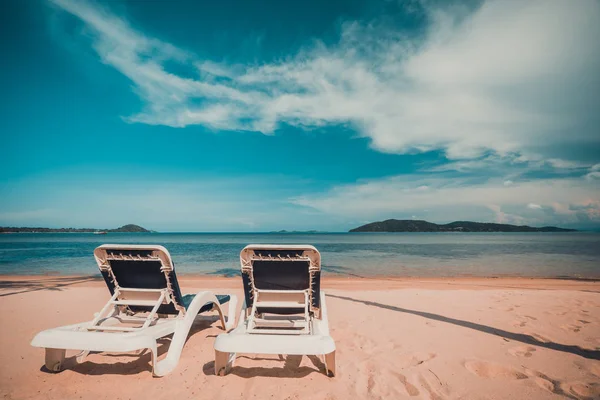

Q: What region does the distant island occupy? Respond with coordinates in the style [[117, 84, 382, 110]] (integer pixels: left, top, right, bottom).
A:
[[0, 224, 151, 233], [349, 219, 577, 233]]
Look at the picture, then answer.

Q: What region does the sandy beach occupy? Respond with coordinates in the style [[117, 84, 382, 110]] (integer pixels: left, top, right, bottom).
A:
[[1, 275, 599, 400]]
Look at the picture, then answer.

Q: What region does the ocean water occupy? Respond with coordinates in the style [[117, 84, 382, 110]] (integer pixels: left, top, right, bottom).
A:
[[0, 232, 599, 278]]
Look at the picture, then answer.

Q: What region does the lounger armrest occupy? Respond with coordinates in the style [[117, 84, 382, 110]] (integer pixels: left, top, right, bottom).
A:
[[185, 290, 225, 318], [153, 290, 235, 377]]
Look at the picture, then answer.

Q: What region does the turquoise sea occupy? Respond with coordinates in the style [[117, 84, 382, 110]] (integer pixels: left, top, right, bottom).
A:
[[0, 232, 599, 278]]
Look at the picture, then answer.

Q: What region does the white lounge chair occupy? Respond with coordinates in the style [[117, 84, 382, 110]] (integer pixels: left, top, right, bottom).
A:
[[31, 244, 237, 377], [214, 244, 336, 377]]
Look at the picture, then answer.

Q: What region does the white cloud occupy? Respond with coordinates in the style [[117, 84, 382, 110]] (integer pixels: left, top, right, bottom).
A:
[[487, 204, 525, 225], [292, 174, 600, 226], [44, 0, 600, 229], [51, 0, 600, 163]]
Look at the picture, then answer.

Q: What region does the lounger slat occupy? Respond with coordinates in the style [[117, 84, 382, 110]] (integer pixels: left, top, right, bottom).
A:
[[254, 301, 305, 308], [113, 299, 165, 306], [253, 289, 307, 294], [246, 328, 309, 335], [118, 288, 167, 293], [114, 315, 157, 322], [87, 325, 140, 332], [253, 318, 309, 328]]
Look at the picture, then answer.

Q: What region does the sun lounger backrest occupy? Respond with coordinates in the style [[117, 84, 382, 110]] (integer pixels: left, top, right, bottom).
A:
[[240, 245, 321, 315], [94, 245, 185, 315]]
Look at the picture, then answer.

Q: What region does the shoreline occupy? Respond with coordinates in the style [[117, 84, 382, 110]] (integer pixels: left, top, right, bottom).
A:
[[2, 274, 599, 291]]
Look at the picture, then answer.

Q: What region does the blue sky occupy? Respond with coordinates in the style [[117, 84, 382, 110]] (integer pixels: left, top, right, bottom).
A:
[[1, 0, 599, 231]]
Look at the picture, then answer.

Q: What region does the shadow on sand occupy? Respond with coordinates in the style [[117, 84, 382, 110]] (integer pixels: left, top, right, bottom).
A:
[[327, 293, 600, 361], [202, 354, 326, 378], [0, 276, 101, 297]]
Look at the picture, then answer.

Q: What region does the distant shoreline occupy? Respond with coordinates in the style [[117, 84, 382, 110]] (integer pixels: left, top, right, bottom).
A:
[[350, 219, 577, 233], [0, 224, 150, 234], [0, 231, 154, 234], [1, 231, 593, 234]]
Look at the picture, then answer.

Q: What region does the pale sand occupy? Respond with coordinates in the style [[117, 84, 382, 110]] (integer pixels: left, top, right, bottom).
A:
[[1, 276, 599, 400]]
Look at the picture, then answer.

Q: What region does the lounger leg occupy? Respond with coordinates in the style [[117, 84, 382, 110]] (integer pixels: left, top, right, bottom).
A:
[[149, 342, 161, 377], [324, 351, 336, 377], [215, 350, 230, 376], [45, 348, 66, 372]]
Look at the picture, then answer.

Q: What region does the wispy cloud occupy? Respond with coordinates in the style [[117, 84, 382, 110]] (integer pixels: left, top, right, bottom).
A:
[[586, 164, 600, 181], [44, 0, 600, 229], [51, 0, 600, 163], [292, 173, 600, 227]]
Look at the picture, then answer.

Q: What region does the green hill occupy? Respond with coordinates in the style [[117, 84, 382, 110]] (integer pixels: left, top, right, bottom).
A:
[[349, 219, 576, 233]]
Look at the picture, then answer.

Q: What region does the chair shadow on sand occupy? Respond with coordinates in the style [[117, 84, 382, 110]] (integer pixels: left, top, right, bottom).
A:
[[39, 315, 225, 376], [202, 354, 327, 378], [327, 293, 600, 361], [0, 276, 101, 297]]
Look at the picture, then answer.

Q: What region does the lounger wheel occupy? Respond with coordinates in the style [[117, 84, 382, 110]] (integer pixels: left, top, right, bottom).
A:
[[45, 348, 66, 372]]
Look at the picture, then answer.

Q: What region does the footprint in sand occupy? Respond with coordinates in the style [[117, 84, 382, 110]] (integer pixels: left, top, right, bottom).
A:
[[463, 360, 528, 379], [578, 319, 591, 324], [547, 308, 569, 316], [532, 376, 555, 393], [392, 372, 420, 397], [508, 346, 537, 358], [523, 367, 600, 398], [512, 320, 527, 328], [523, 369, 564, 396], [367, 366, 422, 397], [465, 361, 590, 398], [561, 381, 600, 399], [573, 360, 600, 379], [561, 323, 582, 333], [512, 315, 538, 328]]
